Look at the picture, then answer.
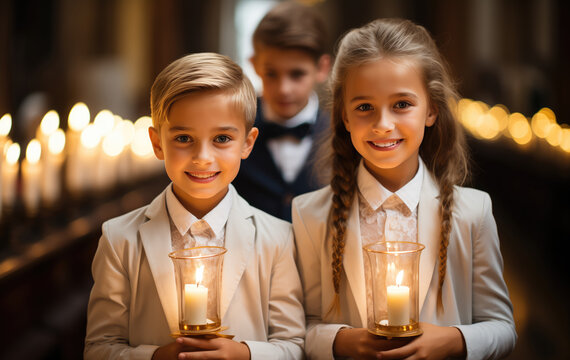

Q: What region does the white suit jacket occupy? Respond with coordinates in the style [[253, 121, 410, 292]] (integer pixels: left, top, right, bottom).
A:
[[85, 186, 305, 360], [292, 170, 516, 360]]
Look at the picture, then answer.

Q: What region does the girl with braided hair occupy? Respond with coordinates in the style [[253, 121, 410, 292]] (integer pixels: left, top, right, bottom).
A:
[[292, 18, 516, 360]]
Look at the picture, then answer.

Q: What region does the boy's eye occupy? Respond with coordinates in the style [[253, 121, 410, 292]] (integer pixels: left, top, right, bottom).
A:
[[175, 135, 191, 143], [290, 69, 307, 80], [214, 135, 231, 144], [356, 103, 374, 112], [394, 101, 411, 109]]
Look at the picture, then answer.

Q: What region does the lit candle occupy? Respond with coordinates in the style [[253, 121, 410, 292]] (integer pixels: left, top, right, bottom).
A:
[[184, 265, 208, 325], [0, 114, 13, 219], [37, 110, 60, 145], [65, 102, 90, 195], [42, 129, 65, 207], [387, 270, 410, 326], [22, 139, 42, 216], [2, 142, 20, 211], [79, 124, 102, 192]]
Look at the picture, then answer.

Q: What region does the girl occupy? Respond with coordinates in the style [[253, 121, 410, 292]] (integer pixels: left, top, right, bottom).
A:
[[292, 18, 516, 360]]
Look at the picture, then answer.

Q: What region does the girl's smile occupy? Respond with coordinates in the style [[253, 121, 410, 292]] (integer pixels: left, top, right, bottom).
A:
[[343, 57, 437, 191]]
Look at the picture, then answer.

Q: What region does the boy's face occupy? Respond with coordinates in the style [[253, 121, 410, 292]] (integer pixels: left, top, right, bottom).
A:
[[252, 46, 329, 120], [149, 90, 258, 217]]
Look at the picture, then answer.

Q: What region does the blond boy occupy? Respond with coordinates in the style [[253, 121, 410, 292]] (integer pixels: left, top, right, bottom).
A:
[[85, 53, 305, 360]]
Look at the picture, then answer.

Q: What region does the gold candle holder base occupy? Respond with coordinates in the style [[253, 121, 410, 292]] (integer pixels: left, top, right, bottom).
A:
[[368, 321, 423, 339], [171, 326, 234, 339]]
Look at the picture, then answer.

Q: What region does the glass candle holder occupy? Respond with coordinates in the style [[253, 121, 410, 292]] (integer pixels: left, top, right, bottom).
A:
[[363, 241, 425, 338], [169, 246, 227, 335]]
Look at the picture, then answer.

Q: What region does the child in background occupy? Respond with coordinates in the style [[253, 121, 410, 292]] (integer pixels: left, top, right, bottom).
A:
[[85, 53, 305, 360], [233, 1, 331, 221], [293, 18, 516, 360]]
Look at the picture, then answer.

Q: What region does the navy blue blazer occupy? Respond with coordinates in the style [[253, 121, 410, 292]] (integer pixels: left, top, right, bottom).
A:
[[233, 98, 330, 221]]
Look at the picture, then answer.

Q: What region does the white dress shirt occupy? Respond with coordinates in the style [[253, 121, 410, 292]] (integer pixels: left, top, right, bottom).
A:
[[263, 92, 319, 183], [166, 184, 233, 250]]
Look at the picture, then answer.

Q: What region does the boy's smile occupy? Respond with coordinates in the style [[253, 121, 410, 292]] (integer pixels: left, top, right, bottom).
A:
[[149, 90, 258, 217]]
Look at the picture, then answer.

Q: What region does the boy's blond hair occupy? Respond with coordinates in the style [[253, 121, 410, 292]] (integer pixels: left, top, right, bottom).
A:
[[151, 52, 257, 131], [252, 1, 327, 61]]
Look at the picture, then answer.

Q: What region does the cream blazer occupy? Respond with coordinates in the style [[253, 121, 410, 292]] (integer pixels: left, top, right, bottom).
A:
[[85, 186, 305, 360], [292, 170, 516, 360]]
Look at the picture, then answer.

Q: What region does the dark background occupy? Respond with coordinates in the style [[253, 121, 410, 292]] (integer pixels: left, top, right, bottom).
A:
[[0, 0, 568, 359]]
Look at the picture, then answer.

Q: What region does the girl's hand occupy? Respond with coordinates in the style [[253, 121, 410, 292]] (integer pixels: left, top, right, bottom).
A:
[[333, 328, 410, 359], [176, 336, 251, 360], [377, 322, 466, 360]]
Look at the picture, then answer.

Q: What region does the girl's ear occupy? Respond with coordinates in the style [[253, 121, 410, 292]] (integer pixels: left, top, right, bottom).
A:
[[426, 103, 438, 127], [342, 109, 351, 132], [148, 126, 164, 160]]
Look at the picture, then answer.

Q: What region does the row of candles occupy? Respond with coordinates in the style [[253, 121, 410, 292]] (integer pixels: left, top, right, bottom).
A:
[[457, 99, 569, 152], [0, 102, 163, 220]]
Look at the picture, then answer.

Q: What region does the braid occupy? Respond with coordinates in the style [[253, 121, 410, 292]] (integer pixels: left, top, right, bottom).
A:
[[326, 115, 359, 315], [437, 175, 454, 312]]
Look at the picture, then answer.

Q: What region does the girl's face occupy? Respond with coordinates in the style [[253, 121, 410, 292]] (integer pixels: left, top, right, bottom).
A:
[[343, 57, 437, 191]]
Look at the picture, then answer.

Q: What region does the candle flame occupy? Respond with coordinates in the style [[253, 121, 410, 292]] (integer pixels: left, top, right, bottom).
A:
[[0, 113, 12, 136], [26, 139, 42, 163], [396, 270, 404, 287], [40, 110, 60, 136], [94, 109, 115, 136], [80, 124, 101, 149], [48, 129, 66, 155], [68, 102, 90, 132], [5, 142, 20, 164], [196, 266, 204, 286]]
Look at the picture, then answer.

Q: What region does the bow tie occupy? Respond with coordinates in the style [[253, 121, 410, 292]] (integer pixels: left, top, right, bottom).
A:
[[261, 121, 312, 140]]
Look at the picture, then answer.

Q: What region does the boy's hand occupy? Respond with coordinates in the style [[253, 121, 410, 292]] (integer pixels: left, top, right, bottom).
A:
[[151, 340, 200, 360], [176, 336, 251, 360], [376, 322, 467, 360], [333, 327, 410, 359]]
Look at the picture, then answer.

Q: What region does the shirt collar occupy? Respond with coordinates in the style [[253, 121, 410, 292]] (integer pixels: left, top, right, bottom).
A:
[[357, 158, 424, 212], [166, 183, 233, 238], [262, 91, 319, 127]]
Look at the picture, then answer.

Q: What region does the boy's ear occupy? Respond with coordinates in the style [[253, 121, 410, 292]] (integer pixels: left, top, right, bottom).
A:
[[426, 103, 438, 127], [250, 55, 261, 77], [316, 54, 332, 83], [241, 126, 259, 159], [148, 126, 165, 160]]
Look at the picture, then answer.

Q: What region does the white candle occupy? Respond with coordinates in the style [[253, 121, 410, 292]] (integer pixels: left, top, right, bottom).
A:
[[184, 266, 208, 325], [0, 114, 13, 219], [42, 129, 65, 206], [2, 142, 20, 211], [387, 270, 410, 326], [65, 102, 90, 195], [22, 139, 42, 216]]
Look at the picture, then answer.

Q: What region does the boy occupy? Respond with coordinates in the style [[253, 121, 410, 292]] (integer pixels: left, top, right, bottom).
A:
[[233, 1, 331, 221], [84, 53, 305, 360]]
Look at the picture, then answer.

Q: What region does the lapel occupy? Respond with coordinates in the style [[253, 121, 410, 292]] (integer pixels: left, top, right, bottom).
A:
[[417, 170, 441, 310], [341, 194, 367, 326], [220, 191, 255, 318], [139, 189, 178, 333]]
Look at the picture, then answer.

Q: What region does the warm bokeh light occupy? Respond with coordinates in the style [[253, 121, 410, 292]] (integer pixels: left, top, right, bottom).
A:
[[40, 110, 60, 136], [560, 128, 570, 153], [80, 124, 102, 149], [5, 142, 21, 164], [0, 113, 12, 136], [94, 110, 115, 137], [26, 139, 42, 163], [102, 130, 124, 157], [119, 120, 135, 146], [545, 123, 562, 146], [134, 115, 153, 130], [508, 113, 532, 145], [530, 112, 551, 139], [488, 105, 509, 132], [68, 102, 91, 132], [48, 129, 66, 155]]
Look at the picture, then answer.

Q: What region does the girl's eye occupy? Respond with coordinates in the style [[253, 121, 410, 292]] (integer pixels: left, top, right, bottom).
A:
[[214, 135, 231, 144], [175, 135, 191, 143], [356, 103, 373, 112], [394, 101, 411, 109]]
